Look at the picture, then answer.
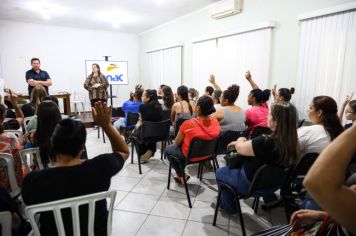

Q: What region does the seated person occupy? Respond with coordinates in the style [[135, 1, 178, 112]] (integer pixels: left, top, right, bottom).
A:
[[213, 84, 246, 133], [132, 89, 163, 162], [205, 86, 214, 97], [21, 85, 47, 117], [0, 95, 23, 192], [339, 93, 355, 129], [165, 96, 220, 184], [244, 71, 271, 137], [157, 84, 165, 103], [171, 85, 196, 128], [162, 85, 174, 112], [2, 90, 24, 130], [25, 95, 59, 132], [271, 85, 298, 122], [188, 88, 199, 105], [298, 96, 344, 158], [215, 102, 299, 214], [208, 74, 223, 110], [113, 88, 143, 130], [22, 102, 129, 236]]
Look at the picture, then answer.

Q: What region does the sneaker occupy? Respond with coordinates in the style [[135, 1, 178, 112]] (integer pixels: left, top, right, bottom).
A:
[[140, 150, 153, 162]]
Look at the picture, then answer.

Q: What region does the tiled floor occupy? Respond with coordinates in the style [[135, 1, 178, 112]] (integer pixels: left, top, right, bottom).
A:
[[86, 129, 287, 236]]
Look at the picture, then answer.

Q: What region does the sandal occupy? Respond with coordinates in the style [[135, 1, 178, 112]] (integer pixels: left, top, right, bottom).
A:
[[173, 174, 191, 185]]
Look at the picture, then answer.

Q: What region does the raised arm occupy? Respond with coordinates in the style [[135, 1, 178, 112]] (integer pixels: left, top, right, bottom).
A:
[[271, 84, 278, 102], [209, 74, 222, 91], [245, 71, 259, 90], [303, 123, 356, 234], [338, 93, 353, 122], [92, 102, 129, 161]]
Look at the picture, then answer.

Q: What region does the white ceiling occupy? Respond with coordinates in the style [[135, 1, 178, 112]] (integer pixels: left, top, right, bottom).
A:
[[0, 0, 220, 34]]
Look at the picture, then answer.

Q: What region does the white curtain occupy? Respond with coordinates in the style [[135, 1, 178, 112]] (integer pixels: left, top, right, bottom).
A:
[[192, 39, 218, 95], [217, 28, 272, 109], [295, 10, 356, 119], [146, 46, 182, 92], [192, 28, 272, 109]]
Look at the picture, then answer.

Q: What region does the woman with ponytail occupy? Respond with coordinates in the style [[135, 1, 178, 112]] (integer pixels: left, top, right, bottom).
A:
[[272, 85, 299, 122], [171, 85, 196, 126], [244, 71, 271, 137]]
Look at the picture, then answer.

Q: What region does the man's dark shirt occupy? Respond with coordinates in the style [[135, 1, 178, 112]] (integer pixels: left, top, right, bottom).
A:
[[25, 69, 51, 95]]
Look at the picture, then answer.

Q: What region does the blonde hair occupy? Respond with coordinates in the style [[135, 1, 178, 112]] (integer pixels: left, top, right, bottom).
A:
[[30, 86, 47, 114]]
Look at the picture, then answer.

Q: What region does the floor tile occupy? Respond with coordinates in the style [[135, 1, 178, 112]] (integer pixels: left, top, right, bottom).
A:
[[131, 178, 167, 196], [111, 210, 147, 236], [116, 192, 160, 214], [195, 184, 218, 202], [110, 176, 141, 192], [161, 178, 201, 199], [136, 215, 186, 236], [151, 197, 192, 220], [113, 190, 129, 207], [188, 200, 229, 226], [182, 221, 229, 236]]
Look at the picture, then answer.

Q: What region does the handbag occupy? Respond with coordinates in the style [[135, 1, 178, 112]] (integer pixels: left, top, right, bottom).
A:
[[223, 148, 246, 169]]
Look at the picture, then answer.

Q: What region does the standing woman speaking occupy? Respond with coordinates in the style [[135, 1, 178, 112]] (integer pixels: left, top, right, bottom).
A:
[[84, 63, 109, 107]]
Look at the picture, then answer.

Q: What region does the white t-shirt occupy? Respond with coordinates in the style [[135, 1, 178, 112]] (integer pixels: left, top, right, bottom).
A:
[[298, 124, 331, 158]]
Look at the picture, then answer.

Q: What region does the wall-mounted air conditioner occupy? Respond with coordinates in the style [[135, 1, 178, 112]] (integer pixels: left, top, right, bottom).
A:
[[210, 0, 242, 19]]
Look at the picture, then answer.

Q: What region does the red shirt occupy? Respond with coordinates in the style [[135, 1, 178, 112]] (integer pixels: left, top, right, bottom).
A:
[[179, 117, 221, 157], [245, 103, 269, 129]]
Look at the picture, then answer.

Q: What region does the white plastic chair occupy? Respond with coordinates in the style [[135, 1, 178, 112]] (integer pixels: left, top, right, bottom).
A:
[[0, 153, 21, 197], [4, 130, 23, 139], [0, 211, 12, 236], [71, 91, 86, 117], [24, 116, 34, 127], [25, 190, 117, 236], [20, 147, 43, 172]]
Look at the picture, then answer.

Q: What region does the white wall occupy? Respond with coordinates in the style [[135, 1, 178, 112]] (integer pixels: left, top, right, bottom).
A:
[[0, 20, 139, 111], [139, 0, 353, 95]]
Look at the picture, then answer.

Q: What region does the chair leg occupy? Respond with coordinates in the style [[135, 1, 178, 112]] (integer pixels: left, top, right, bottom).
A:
[[215, 157, 220, 169], [183, 168, 192, 208], [138, 151, 142, 175], [197, 163, 202, 179], [167, 160, 172, 189], [102, 128, 106, 143], [161, 141, 164, 160], [213, 187, 222, 226], [97, 126, 100, 139], [253, 197, 260, 213], [199, 163, 204, 181], [131, 142, 134, 164], [212, 159, 217, 173], [235, 196, 246, 236]]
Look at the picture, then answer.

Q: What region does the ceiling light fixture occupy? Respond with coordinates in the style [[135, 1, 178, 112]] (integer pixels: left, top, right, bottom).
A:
[[96, 9, 138, 28], [24, 2, 69, 20]]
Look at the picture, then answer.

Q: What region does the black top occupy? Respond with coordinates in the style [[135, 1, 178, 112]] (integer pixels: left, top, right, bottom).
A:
[[3, 119, 20, 130], [21, 103, 35, 117], [139, 103, 163, 121], [25, 69, 51, 96], [22, 153, 125, 236], [243, 135, 281, 181], [345, 123, 352, 129]]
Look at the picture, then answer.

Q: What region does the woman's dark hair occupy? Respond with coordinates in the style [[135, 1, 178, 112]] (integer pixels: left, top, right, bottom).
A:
[[177, 85, 193, 115], [250, 89, 271, 104], [205, 86, 214, 96], [29, 86, 47, 113], [160, 84, 166, 89], [144, 89, 161, 109], [212, 90, 222, 104], [312, 96, 344, 140], [188, 88, 198, 100], [92, 63, 101, 75], [197, 96, 216, 116], [0, 105, 7, 133], [279, 88, 295, 102], [35, 101, 62, 165], [162, 86, 174, 110], [349, 100, 356, 113], [134, 88, 143, 101], [52, 119, 86, 157], [223, 84, 240, 104], [270, 102, 300, 166], [43, 95, 59, 106]]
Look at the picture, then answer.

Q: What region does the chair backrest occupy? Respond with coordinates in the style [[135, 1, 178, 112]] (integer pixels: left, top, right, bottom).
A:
[[25, 191, 117, 236], [126, 112, 140, 127], [162, 110, 171, 122], [112, 107, 125, 117], [24, 116, 34, 126], [3, 130, 23, 139], [216, 130, 247, 154], [20, 147, 43, 171], [0, 211, 12, 236], [175, 118, 189, 137], [291, 153, 319, 180], [0, 153, 21, 197], [140, 119, 170, 143], [248, 164, 291, 196], [186, 137, 219, 161], [249, 126, 272, 139], [297, 119, 305, 128]]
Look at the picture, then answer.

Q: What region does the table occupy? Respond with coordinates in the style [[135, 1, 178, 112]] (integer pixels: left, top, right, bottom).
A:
[[17, 92, 72, 115]]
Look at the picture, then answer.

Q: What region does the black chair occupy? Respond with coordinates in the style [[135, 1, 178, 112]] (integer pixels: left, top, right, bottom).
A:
[[123, 112, 140, 143], [297, 119, 305, 128], [131, 119, 171, 174], [213, 164, 291, 236], [112, 107, 125, 117], [249, 126, 272, 139], [216, 130, 247, 155], [166, 137, 219, 208], [281, 153, 318, 221]]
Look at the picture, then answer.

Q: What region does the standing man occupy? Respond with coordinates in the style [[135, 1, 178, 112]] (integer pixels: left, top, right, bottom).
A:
[[25, 58, 52, 96]]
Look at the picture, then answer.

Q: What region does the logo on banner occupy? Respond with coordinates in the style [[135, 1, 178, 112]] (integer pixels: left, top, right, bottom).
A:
[[106, 64, 123, 82]]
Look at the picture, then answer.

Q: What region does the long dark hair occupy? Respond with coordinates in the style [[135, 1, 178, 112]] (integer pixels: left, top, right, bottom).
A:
[[144, 89, 161, 109], [29, 86, 47, 113], [270, 102, 300, 166], [312, 96, 344, 140], [177, 85, 193, 115], [35, 101, 62, 165], [0, 105, 6, 134], [162, 86, 174, 110]]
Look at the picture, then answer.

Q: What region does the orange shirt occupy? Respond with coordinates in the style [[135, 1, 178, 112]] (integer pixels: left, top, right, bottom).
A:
[[179, 117, 221, 157]]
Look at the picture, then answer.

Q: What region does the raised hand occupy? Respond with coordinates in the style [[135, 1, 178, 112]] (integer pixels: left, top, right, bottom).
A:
[[245, 70, 251, 80], [92, 102, 112, 127], [343, 92, 354, 106], [209, 74, 216, 84]]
